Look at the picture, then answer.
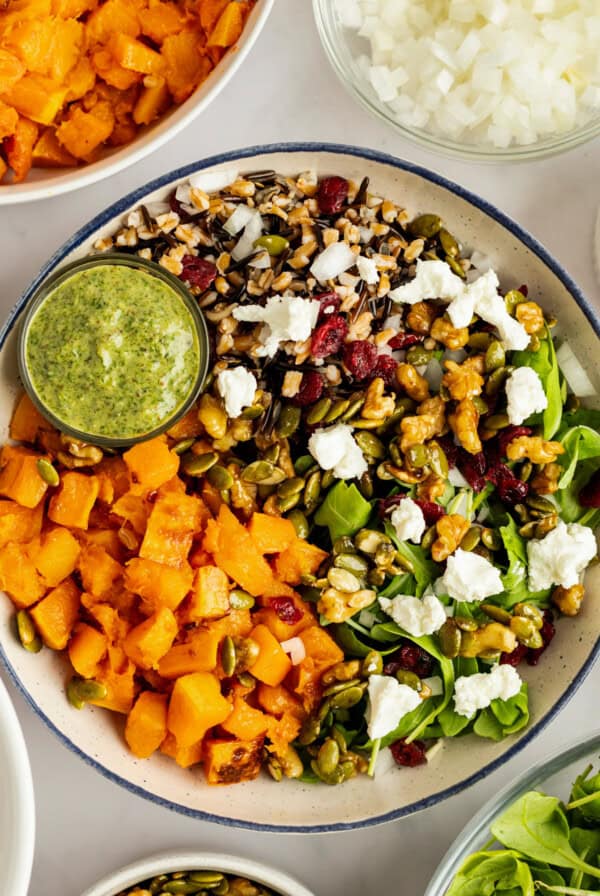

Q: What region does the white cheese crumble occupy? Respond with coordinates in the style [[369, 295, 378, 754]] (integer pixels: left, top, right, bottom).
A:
[[454, 665, 522, 718], [356, 255, 379, 285], [389, 259, 464, 306], [379, 592, 447, 637], [233, 295, 320, 358], [505, 366, 548, 425], [527, 521, 597, 590], [366, 674, 422, 740], [216, 367, 257, 419], [440, 548, 504, 603], [390, 497, 426, 544], [308, 424, 368, 480]]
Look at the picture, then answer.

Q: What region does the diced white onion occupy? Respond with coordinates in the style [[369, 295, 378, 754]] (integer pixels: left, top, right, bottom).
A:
[[224, 204, 256, 236], [448, 466, 470, 488], [556, 342, 596, 398], [423, 358, 443, 391], [311, 242, 357, 284], [247, 250, 271, 270], [232, 211, 264, 262], [280, 637, 306, 666], [188, 168, 239, 194]]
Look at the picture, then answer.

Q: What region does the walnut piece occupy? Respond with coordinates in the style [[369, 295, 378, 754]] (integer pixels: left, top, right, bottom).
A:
[[448, 398, 482, 454], [431, 513, 470, 562]]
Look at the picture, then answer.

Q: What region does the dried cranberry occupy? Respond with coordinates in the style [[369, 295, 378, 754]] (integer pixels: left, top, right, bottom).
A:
[[377, 494, 405, 518], [527, 610, 555, 666], [390, 738, 427, 768], [179, 255, 217, 292], [388, 333, 424, 351], [383, 643, 435, 679], [501, 644, 528, 667], [343, 340, 378, 380], [311, 314, 348, 359], [372, 354, 398, 387], [169, 194, 193, 222], [579, 469, 600, 508], [270, 596, 303, 625], [490, 463, 529, 505], [294, 371, 324, 407], [317, 176, 349, 215], [497, 426, 532, 457], [315, 291, 341, 319], [415, 499, 445, 526], [438, 434, 458, 469], [519, 284, 529, 297], [457, 449, 487, 492]]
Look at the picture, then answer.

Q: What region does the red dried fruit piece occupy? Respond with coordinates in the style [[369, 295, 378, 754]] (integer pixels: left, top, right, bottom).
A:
[[489, 463, 529, 505], [497, 426, 532, 457], [388, 333, 424, 350], [311, 314, 349, 359], [317, 176, 349, 215], [519, 284, 529, 297], [378, 494, 404, 518], [180, 255, 217, 292], [415, 499, 445, 526], [343, 340, 378, 380], [390, 738, 427, 768], [372, 354, 398, 387], [315, 291, 341, 319], [527, 610, 555, 666], [383, 643, 435, 679], [579, 469, 600, 507], [500, 643, 528, 667], [269, 596, 303, 625], [169, 194, 193, 223], [294, 371, 325, 407], [457, 449, 487, 492]]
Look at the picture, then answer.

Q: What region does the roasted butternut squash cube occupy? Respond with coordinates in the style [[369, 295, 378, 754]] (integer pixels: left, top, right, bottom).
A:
[[91, 49, 141, 91], [142, 1, 186, 43], [3, 73, 67, 125], [48, 471, 99, 529], [0, 49, 25, 93], [167, 671, 231, 747], [80, 528, 124, 562], [0, 501, 43, 547], [124, 557, 193, 612], [221, 697, 270, 740], [248, 512, 296, 554], [78, 544, 123, 597], [68, 622, 108, 678], [157, 629, 220, 678], [125, 691, 168, 759], [133, 80, 170, 125], [0, 100, 19, 139], [56, 104, 114, 159], [160, 732, 203, 768], [108, 33, 165, 76], [248, 624, 291, 687], [123, 435, 179, 493], [30, 576, 80, 650], [123, 606, 178, 670], [161, 29, 211, 104], [209, 505, 274, 597], [186, 565, 230, 621], [4, 116, 39, 182], [0, 542, 46, 608], [204, 736, 264, 784], [208, 1, 248, 47], [0, 445, 48, 508], [257, 683, 306, 720], [206, 609, 253, 640], [89, 658, 136, 714], [198, 0, 229, 33], [64, 56, 96, 102], [273, 538, 328, 586], [33, 526, 80, 587], [85, 0, 141, 46], [4, 19, 56, 75], [48, 18, 84, 83], [9, 392, 48, 442], [86, 602, 129, 643], [139, 490, 205, 567], [253, 593, 315, 641], [112, 492, 150, 535]]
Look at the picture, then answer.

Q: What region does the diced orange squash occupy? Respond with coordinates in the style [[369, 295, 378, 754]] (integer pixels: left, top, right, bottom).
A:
[[259, 577, 297, 600], [160, 731, 203, 768], [68, 622, 108, 678], [208, 1, 246, 47], [161, 29, 211, 103], [0, 542, 45, 607], [200, 480, 225, 516], [0, 501, 43, 547], [124, 557, 193, 612], [274, 538, 328, 586], [64, 56, 96, 101], [4, 19, 56, 74], [199, 0, 229, 33], [248, 624, 291, 687], [30, 576, 79, 650], [33, 526, 80, 587], [0, 0, 52, 31], [188, 545, 212, 569], [206, 609, 253, 640], [4, 116, 38, 181], [91, 49, 141, 91], [165, 406, 204, 441], [186, 565, 229, 621], [123, 436, 179, 493], [209, 505, 274, 597], [108, 33, 165, 76], [125, 691, 168, 759], [89, 658, 136, 713], [257, 683, 306, 720], [9, 392, 48, 441], [85, 0, 141, 46], [299, 625, 344, 671], [48, 471, 99, 529], [253, 593, 315, 641], [133, 80, 170, 126], [95, 457, 129, 504], [56, 104, 114, 159], [141, 1, 186, 43], [52, 0, 98, 17], [202, 517, 220, 555], [80, 528, 124, 562], [3, 73, 67, 125], [248, 512, 296, 555], [48, 18, 84, 83], [204, 736, 263, 784], [0, 445, 48, 508], [87, 602, 129, 643], [221, 696, 270, 740], [139, 491, 205, 567], [0, 100, 18, 139], [158, 629, 220, 678], [0, 49, 25, 92], [123, 606, 178, 670], [268, 711, 302, 758], [167, 671, 231, 747], [112, 492, 150, 535], [0, 157, 7, 182], [78, 544, 122, 596]]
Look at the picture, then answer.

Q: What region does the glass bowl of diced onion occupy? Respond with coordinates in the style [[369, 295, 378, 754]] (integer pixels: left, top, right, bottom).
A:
[[313, 0, 600, 162]]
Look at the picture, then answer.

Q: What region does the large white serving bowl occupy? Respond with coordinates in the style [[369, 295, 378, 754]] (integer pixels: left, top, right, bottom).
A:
[[0, 0, 273, 206], [1, 144, 599, 832], [0, 676, 35, 896], [80, 850, 315, 896]]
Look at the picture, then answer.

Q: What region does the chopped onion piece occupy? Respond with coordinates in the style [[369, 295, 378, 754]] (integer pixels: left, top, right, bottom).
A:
[[224, 204, 256, 236], [232, 211, 264, 261], [448, 466, 470, 489], [556, 343, 596, 398], [280, 637, 306, 666], [311, 242, 357, 284], [188, 168, 239, 194]]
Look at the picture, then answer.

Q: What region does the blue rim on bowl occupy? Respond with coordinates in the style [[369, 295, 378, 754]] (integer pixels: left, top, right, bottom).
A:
[[0, 143, 599, 832]]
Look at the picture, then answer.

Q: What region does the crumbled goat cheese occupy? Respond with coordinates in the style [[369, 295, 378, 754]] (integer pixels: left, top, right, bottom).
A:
[[308, 424, 368, 480], [379, 592, 447, 637], [527, 521, 597, 590], [216, 367, 257, 419], [389, 259, 464, 306], [390, 497, 426, 544], [505, 366, 548, 425], [474, 290, 530, 351], [233, 295, 320, 357], [441, 548, 504, 602], [454, 665, 522, 718], [366, 674, 422, 740]]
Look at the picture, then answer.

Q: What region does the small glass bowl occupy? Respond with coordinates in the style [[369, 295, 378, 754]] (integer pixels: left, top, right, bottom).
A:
[[313, 0, 600, 163], [425, 730, 600, 896], [18, 253, 210, 448]]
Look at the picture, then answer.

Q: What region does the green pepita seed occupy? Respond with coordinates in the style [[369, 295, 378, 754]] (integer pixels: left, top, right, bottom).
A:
[[396, 670, 422, 691], [329, 684, 366, 710], [439, 228, 459, 257], [510, 616, 543, 649], [306, 398, 332, 425], [317, 738, 340, 776], [206, 464, 234, 489], [481, 603, 512, 624], [513, 603, 544, 627], [240, 403, 265, 420], [481, 528, 502, 551], [277, 492, 301, 513], [445, 254, 466, 278], [241, 461, 285, 485], [161, 882, 202, 894], [172, 438, 195, 455], [395, 552, 415, 574], [421, 525, 438, 552], [485, 413, 510, 431], [472, 396, 488, 415], [263, 443, 281, 464], [229, 589, 255, 610], [534, 513, 558, 538], [454, 616, 479, 632], [321, 469, 335, 489], [468, 332, 493, 351], [355, 431, 386, 459], [327, 567, 361, 592], [406, 444, 429, 468], [221, 635, 236, 676], [303, 470, 322, 512], [294, 454, 316, 476], [333, 536, 356, 555], [16, 609, 42, 653], [529, 335, 540, 353], [254, 234, 290, 256], [460, 526, 481, 552], [340, 395, 365, 422], [36, 457, 60, 486], [334, 552, 369, 577], [439, 619, 462, 659], [388, 440, 403, 467], [526, 494, 556, 514], [323, 398, 351, 424], [233, 637, 260, 673], [332, 725, 347, 753], [183, 452, 219, 476], [323, 677, 362, 697], [237, 672, 256, 688], [362, 650, 383, 677], [188, 872, 225, 885], [277, 476, 305, 499], [354, 529, 387, 554], [287, 509, 309, 539], [485, 340, 506, 372], [367, 568, 386, 587], [485, 365, 512, 396], [276, 404, 301, 438], [406, 345, 433, 366], [408, 213, 442, 239], [298, 716, 321, 745], [67, 676, 108, 710], [358, 470, 374, 499], [505, 289, 527, 314], [518, 520, 537, 539], [519, 460, 533, 482], [428, 441, 448, 477]]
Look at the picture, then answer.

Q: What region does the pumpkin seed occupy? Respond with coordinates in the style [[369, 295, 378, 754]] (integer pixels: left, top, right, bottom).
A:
[[188, 872, 225, 886], [67, 676, 108, 710], [240, 403, 265, 420], [468, 332, 492, 351], [472, 396, 488, 415], [277, 476, 305, 500], [408, 213, 442, 238], [428, 441, 448, 477], [505, 289, 527, 314], [481, 528, 502, 550], [396, 670, 422, 691], [485, 365, 513, 396], [460, 526, 481, 552], [323, 677, 362, 697], [340, 395, 365, 421], [333, 535, 356, 555], [355, 431, 386, 459], [221, 635, 236, 676], [485, 340, 506, 372], [311, 759, 345, 786], [303, 470, 322, 512], [207, 464, 234, 489], [276, 404, 301, 438], [395, 552, 415, 574], [354, 528, 388, 554], [254, 234, 289, 256], [388, 440, 403, 467], [327, 567, 361, 592], [263, 443, 281, 464], [519, 461, 533, 482], [277, 492, 301, 513], [374, 542, 397, 569], [513, 602, 544, 627], [421, 525, 438, 552], [359, 471, 374, 499], [317, 738, 340, 776], [237, 672, 256, 688], [212, 880, 230, 896], [334, 552, 369, 577], [183, 452, 218, 476], [530, 335, 540, 352], [172, 438, 195, 455], [439, 619, 462, 658], [510, 616, 543, 649], [149, 875, 170, 894], [294, 454, 316, 476], [36, 457, 60, 486], [332, 725, 347, 754], [323, 398, 351, 424], [16, 609, 42, 653], [298, 716, 321, 745], [526, 494, 556, 514], [233, 636, 260, 673], [306, 397, 332, 425], [445, 254, 466, 278], [229, 589, 255, 610], [486, 414, 510, 431], [162, 882, 202, 894], [439, 228, 459, 257], [321, 469, 335, 489], [329, 684, 366, 710], [362, 650, 383, 677], [454, 616, 479, 632], [367, 568, 386, 587], [534, 513, 558, 538], [406, 345, 433, 366], [287, 509, 309, 538], [241, 461, 285, 485], [481, 603, 511, 624]]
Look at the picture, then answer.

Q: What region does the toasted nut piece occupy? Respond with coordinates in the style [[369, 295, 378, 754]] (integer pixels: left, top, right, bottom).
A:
[[431, 514, 470, 562], [362, 377, 395, 419], [507, 436, 564, 464], [442, 359, 484, 400], [407, 301, 437, 334], [459, 623, 517, 658], [430, 316, 469, 349], [516, 301, 544, 334], [448, 398, 482, 455], [552, 583, 585, 617], [317, 587, 376, 623], [531, 462, 562, 495], [397, 363, 430, 402]]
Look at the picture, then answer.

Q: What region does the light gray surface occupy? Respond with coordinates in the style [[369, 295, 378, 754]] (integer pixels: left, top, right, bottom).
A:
[[1, 1, 599, 894]]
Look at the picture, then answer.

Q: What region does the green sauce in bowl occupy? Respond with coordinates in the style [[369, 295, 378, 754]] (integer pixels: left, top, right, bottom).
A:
[[19, 255, 208, 446]]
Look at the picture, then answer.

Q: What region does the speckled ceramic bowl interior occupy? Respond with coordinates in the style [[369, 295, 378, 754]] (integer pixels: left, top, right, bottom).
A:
[[1, 144, 599, 832]]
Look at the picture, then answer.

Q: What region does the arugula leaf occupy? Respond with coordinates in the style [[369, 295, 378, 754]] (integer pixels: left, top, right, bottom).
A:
[[473, 684, 529, 741], [329, 621, 399, 658], [558, 426, 600, 489], [568, 765, 600, 822], [385, 521, 440, 596], [314, 481, 372, 542], [554, 458, 600, 525], [446, 850, 535, 896], [512, 327, 563, 438]]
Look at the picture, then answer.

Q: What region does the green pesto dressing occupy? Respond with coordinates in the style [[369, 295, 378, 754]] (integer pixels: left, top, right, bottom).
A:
[[25, 265, 201, 440]]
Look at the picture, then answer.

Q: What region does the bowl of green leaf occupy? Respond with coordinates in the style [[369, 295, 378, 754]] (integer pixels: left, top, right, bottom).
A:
[[425, 730, 600, 896]]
